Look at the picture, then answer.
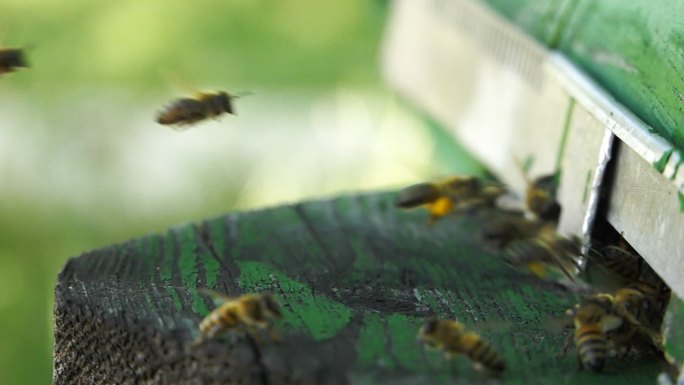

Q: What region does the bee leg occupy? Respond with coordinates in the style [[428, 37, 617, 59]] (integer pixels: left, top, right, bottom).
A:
[[267, 326, 282, 342], [559, 334, 574, 356], [245, 326, 263, 342], [526, 261, 548, 278], [617, 346, 632, 361], [577, 355, 585, 371], [191, 334, 206, 347]]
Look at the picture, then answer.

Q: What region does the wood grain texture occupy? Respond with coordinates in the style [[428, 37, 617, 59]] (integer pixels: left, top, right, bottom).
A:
[[54, 192, 667, 384], [481, 0, 684, 153]]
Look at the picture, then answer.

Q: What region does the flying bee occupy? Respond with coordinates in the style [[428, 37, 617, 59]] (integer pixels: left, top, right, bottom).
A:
[[396, 175, 506, 222], [513, 159, 561, 221], [418, 318, 506, 372], [0, 47, 28, 76], [157, 90, 237, 128], [525, 173, 561, 222], [481, 213, 580, 280], [195, 291, 282, 344], [570, 294, 623, 372]]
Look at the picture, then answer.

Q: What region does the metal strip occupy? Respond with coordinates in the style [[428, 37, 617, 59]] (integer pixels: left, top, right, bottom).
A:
[[580, 129, 615, 267]]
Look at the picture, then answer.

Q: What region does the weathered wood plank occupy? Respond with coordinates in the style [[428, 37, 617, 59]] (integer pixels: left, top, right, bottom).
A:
[[54, 192, 667, 384]]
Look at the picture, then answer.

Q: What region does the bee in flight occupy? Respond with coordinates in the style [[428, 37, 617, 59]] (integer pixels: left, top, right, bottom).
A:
[[524, 173, 561, 222], [481, 212, 580, 280], [157, 90, 237, 128], [195, 291, 282, 344], [0, 47, 28, 76], [418, 318, 506, 372], [396, 175, 506, 222]]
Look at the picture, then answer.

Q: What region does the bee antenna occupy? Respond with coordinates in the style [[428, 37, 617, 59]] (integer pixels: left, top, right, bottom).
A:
[[231, 91, 254, 99]]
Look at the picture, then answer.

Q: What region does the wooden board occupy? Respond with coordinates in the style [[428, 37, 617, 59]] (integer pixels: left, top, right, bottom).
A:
[[54, 192, 669, 384]]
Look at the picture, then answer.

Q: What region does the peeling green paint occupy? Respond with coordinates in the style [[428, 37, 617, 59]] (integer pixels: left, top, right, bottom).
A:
[[653, 149, 673, 174], [350, 238, 377, 272], [522, 155, 534, 175], [160, 232, 174, 284], [556, 98, 575, 174], [166, 286, 183, 312], [237, 261, 352, 341], [357, 314, 394, 369], [664, 296, 684, 362], [582, 170, 592, 204], [385, 314, 426, 371], [176, 227, 207, 316], [197, 227, 220, 290], [148, 235, 162, 286]]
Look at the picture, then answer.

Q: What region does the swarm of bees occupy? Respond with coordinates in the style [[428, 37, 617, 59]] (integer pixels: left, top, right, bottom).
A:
[[418, 318, 506, 373], [397, 173, 579, 280], [396, 172, 676, 377], [195, 291, 282, 345]]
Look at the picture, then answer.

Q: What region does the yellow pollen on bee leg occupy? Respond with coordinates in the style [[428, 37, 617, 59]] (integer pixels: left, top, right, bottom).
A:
[[428, 197, 454, 218], [526, 261, 548, 277]]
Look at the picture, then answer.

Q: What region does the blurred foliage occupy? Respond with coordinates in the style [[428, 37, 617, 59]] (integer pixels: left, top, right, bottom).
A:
[[2, 0, 388, 93]]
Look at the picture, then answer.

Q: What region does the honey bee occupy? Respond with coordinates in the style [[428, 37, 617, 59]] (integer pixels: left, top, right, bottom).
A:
[[571, 294, 623, 372], [569, 285, 668, 372], [418, 318, 506, 372], [481, 213, 580, 280], [196, 291, 282, 344], [157, 90, 236, 128], [0, 47, 28, 76], [609, 286, 666, 359], [514, 159, 561, 221], [525, 173, 561, 222], [396, 175, 506, 221]]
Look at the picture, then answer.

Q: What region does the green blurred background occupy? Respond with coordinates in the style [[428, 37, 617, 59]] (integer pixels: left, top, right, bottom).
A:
[[0, 1, 485, 383]]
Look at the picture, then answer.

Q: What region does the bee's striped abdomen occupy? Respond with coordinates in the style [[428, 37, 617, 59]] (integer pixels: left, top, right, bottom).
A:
[[462, 333, 506, 372], [576, 325, 607, 372]]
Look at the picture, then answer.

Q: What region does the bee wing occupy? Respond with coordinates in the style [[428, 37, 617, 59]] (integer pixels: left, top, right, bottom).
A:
[[167, 123, 196, 132], [601, 314, 624, 332], [161, 69, 204, 98], [199, 288, 235, 305]]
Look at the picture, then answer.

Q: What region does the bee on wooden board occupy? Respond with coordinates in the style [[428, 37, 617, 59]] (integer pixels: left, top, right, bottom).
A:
[[396, 175, 507, 222], [157, 90, 237, 128], [418, 318, 506, 372], [0, 47, 28, 76], [195, 291, 282, 344], [609, 287, 667, 360], [570, 294, 623, 372], [568, 286, 668, 372]]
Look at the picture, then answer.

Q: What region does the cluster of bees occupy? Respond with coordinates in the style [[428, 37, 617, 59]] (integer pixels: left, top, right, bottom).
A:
[[0, 47, 238, 127], [395, 172, 675, 375], [191, 173, 673, 377]]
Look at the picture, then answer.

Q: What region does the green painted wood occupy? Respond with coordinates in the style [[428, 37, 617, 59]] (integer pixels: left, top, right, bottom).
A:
[[481, 0, 684, 155], [54, 192, 671, 384]]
